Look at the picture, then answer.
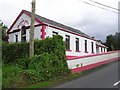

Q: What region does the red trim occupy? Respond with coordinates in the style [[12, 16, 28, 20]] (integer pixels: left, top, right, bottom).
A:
[[7, 10, 43, 34], [71, 57, 120, 73], [7, 10, 97, 42], [7, 11, 24, 34], [66, 50, 120, 60], [41, 25, 46, 39], [75, 50, 81, 52], [67, 50, 72, 52], [48, 25, 96, 41], [7, 24, 45, 34], [23, 10, 43, 24]]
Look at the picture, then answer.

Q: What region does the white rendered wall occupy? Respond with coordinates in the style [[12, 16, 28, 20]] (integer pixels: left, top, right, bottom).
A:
[[8, 13, 40, 43], [9, 26, 42, 43], [9, 13, 39, 32], [67, 51, 120, 69], [45, 26, 96, 56]]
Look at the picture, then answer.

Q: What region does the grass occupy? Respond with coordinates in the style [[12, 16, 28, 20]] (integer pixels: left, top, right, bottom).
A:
[[26, 73, 81, 88]]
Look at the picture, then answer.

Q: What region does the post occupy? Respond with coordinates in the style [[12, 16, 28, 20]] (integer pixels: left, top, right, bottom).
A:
[[29, 0, 36, 58]]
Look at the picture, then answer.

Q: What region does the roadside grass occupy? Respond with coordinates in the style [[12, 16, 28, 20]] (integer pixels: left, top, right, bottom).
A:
[[27, 73, 81, 88], [27, 60, 118, 88]]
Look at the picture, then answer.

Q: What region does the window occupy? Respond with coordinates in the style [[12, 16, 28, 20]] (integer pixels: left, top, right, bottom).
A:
[[91, 42, 94, 53], [52, 31, 58, 36], [104, 48, 105, 52], [21, 26, 26, 42], [21, 26, 26, 35], [15, 35, 18, 42], [85, 40, 88, 52], [76, 38, 79, 51], [101, 47, 103, 52], [66, 35, 70, 50]]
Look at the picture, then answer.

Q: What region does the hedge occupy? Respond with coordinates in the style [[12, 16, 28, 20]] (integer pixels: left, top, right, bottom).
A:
[[2, 35, 66, 63], [2, 35, 70, 87]]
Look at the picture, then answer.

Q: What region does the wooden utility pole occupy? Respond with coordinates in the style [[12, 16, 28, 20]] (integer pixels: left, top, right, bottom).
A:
[[29, 0, 36, 58]]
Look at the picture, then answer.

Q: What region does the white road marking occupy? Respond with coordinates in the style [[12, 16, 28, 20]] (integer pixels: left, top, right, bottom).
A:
[[114, 80, 120, 86]]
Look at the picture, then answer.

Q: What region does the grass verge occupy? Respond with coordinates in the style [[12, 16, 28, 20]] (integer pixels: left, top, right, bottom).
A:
[[27, 60, 118, 88]]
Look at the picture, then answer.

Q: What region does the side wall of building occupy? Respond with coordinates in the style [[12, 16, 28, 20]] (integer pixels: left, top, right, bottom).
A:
[[45, 26, 97, 56]]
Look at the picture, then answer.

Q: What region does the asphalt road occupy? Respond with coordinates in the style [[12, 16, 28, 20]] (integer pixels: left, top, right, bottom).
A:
[[55, 60, 119, 88]]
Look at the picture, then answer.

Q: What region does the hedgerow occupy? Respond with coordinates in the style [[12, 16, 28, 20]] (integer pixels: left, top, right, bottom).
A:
[[2, 35, 70, 88]]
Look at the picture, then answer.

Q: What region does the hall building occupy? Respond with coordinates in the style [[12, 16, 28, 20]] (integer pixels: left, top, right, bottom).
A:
[[7, 10, 107, 57]]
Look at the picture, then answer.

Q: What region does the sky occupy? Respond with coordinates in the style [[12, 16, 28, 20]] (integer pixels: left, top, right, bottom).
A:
[[0, 0, 119, 42]]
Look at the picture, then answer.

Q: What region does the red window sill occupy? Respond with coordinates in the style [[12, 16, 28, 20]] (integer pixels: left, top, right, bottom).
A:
[[75, 50, 81, 52], [85, 51, 88, 53], [67, 50, 72, 52]]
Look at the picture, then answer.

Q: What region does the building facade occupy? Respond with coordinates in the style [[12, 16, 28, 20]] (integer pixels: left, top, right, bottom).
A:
[[7, 10, 107, 57]]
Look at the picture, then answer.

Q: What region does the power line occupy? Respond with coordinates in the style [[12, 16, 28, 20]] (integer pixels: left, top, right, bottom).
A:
[[88, 0, 120, 11], [78, 0, 118, 14]]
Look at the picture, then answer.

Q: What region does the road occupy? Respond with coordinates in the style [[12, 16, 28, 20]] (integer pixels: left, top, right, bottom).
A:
[[55, 61, 119, 88]]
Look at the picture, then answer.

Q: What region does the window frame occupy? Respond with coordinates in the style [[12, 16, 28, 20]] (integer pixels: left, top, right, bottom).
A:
[[65, 35, 71, 51], [76, 38, 80, 52], [91, 42, 94, 53], [85, 40, 88, 53], [52, 31, 58, 36]]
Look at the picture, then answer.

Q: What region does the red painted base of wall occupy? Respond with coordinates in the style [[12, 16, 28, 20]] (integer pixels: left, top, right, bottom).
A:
[[71, 57, 120, 73]]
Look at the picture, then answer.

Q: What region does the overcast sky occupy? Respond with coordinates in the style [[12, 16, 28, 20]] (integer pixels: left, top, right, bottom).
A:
[[0, 0, 119, 42]]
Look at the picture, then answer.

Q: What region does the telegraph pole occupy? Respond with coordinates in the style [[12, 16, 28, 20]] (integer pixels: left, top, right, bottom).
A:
[[29, 0, 36, 58]]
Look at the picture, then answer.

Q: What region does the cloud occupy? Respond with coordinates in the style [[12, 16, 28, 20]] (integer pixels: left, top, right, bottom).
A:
[[0, 0, 118, 42]]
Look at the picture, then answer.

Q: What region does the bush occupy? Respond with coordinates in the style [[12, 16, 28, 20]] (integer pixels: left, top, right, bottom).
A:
[[16, 53, 70, 84], [2, 42, 29, 63], [2, 35, 66, 63], [2, 35, 70, 87]]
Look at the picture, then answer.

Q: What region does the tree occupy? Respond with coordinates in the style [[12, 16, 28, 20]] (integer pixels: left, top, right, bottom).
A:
[[105, 32, 120, 51], [0, 21, 8, 42]]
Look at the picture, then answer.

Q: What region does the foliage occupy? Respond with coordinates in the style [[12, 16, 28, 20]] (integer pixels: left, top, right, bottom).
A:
[[0, 21, 8, 42], [2, 35, 66, 63], [26, 53, 69, 83], [106, 32, 120, 51], [2, 35, 70, 88], [2, 42, 29, 63]]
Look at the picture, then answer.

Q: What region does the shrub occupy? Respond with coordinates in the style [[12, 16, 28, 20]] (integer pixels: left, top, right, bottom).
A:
[[2, 42, 29, 63], [26, 53, 70, 83], [2, 35, 66, 63], [2, 35, 70, 87]]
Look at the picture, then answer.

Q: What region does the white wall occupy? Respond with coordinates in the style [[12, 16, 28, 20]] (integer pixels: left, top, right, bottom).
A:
[[67, 51, 120, 69], [45, 26, 96, 56], [8, 13, 41, 43], [9, 26, 42, 43], [9, 13, 39, 32]]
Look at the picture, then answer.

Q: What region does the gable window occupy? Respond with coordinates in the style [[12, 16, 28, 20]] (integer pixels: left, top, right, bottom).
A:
[[21, 26, 26, 42], [52, 31, 58, 36], [91, 42, 94, 53], [66, 35, 70, 50], [85, 40, 88, 53], [76, 38, 79, 51], [15, 35, 18, 43]]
